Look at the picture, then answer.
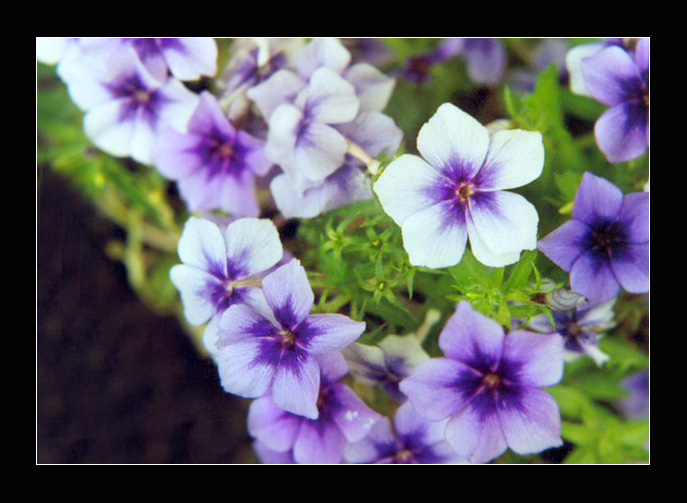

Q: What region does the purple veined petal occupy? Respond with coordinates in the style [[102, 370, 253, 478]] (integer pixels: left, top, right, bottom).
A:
[[440, 301, 505, 372], [467, 190, 539, 255], [247, 395, 302, 453], [569, 251, 621, 305], [151, 126, 203, 179], [401, 199, 469, 268], [246, 69, 307, 121], [293, 417, 347, 464], [373, 154, 451, 225], [394, 400, 445, 446], [462, 38, 506, 85], [270, 164, 372, 219], [474, 129, 544, 191], [416, 102, 490, 182], [261, 259, 314, 330], [216, 338, 277, 398], [265, 102, 300, 159], [176, 217, 228, 278], [301, 67, 359, 124], [222, 218, 283, 278], [83, 98, 136, 157], [213, 169, 260, 217], [297, 313, 366, 355], [399, 357, 481, 421], [581, 45, 644, 106], [496, 387, 563, 456], [162, 37, 218, 81], [341, 342, 387, 387], [271, 354, 321, 419], [466, 218, 522, 267], [237, 129, 273, 177], [217, 302, 279, 348], [185, 90, 232, 137], [155, 78, 200, 132], [617, 192, 650, 244], [610, 242, 650, 294], [634, 38, 650, 75], [295, 37, 351, 80], [342, 62, 395, 111], [252, 440, 296, 464], [169, 264, 223, 325], [336, 110, 403, 158], [344, 416, 394, 464], [565, 42, 606, 96], [537, 219, 591, 271], [315, 351, 349, 384], [444, 396, 508, 464], [177, 169, 222, 211], [501, 330, 564, 387], [572, 172, 624, 226], [594, 101, 649, 163], [329, 383, 382, 442], [293, 120, 350, 182]]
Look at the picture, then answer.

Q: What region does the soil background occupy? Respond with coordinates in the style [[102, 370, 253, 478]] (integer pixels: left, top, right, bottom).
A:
[[37, 167, 256, 464]]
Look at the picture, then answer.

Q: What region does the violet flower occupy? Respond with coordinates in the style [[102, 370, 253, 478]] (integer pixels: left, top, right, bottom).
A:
[[538, 172, 649, 304], [399, 301, 564, 464], [344, 400, 467, 464], [460, 38, 507, 85], [152, 91, 272, 216], [246, 352, 381, 463], [526, 299, 616, 366], [580, 38, 649, 163], [374, 102, 544, 268], [216, 259, 366, 419], [617, 370, 650, 420], [122, 37, 218, 82], [169, 216, 283, 357], [66, 45, 199, 165]]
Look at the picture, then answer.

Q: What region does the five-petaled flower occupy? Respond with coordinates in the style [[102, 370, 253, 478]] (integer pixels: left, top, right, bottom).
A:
[[399, 301, 564, 464], [538, 172, 649, 304], [215, 259, 366, 419], [169, 217, 283, 356], [374, 102, 544, 268]]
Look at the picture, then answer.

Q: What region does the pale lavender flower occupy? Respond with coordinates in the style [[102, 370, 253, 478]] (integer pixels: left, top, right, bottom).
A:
[[527, 299, 616, 366], [342, 334, 429, 402], [246, 352, 381, 463], [152, 91, 272, 216], [344, 401, 467, 464], [122, 37, 218, 82], [169, 217, 283, 357], [459, 38, 507, 85], [374, 102, 544, 268], [566, 38, 624, 96], [580, 38, 649, 162], [618, 370, 649, 420], [399, 301, 564, 464], [66, 45, 199, 165], [216, 259, 366, 419], [538, 172, 649, 304]]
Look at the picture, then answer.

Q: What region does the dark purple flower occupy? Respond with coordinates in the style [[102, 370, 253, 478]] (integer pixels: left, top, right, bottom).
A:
[[216, 259, 366, 419], [247, 352, 381, 463], [538, 172, 650, 304], [345, 401, 467, 464], [399, 301, 564, 464], [152, 91, 272, 216]]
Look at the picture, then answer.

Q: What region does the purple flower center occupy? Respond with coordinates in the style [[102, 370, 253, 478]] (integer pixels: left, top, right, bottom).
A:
[[280, 328, 296, 345], [195, 129, 248, 180], [394, 448, 415, 463], [482, 372, 501, 387], [589, 220, 628, 256], [455, 181, 475, 202]]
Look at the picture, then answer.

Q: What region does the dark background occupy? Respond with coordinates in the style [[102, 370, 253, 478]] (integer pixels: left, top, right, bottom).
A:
[[37, 167, 256, 464]]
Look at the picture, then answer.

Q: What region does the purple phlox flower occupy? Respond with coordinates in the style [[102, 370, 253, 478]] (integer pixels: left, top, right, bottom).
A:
[[269, 109, 402, 218], [122, 37, 218, 82], [342, 333, 430, 402], [169, 216, 283, 357], [344, 400, 468, 464], [215, 258, 366, 419], [565, 38, 628, 96], [152, 91, 272, 216], [65, 45, 199, 165], [580, 38, 649, 162], [526, 298, 616, 366], [374, 102, 544, 268], [457, 38, 506, 85], [399, 301, 564, 464], [538, 172, 650, 304], [617, 370, 649, 420], [219, 38, 304, 120], [246, 351, 382, 463]]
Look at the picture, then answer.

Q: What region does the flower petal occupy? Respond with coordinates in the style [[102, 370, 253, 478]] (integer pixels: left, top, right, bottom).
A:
[[572, 172, 624, 226], [501, 330, 564, 387], [169, 264, 223, 325], [610, 242, 650, 294], [271, 354, 321, 419], [329, 383, 382, 442], [294, 120, 349, 182], [246, 69, 306, 120], [569, 251, 621, 304], [416, 102, 489, 181], [261, 259, 314, 330], [565, 42, 605, 96], [297, 313, 366, 355], [401, 199, 468, 268], [617, 192, 650, 244], [163, 37, 217, 80], [475, 129, 544, 191], [302, 67, 359, 124], [295, 37, 351, 80], [594, 102, 648, 163], [152, 127, 203, 179], [216, 339, 276, 398], [83, 99, 136, 158], [293, 418, 346, 464], [223, 218, 283, 278], [537, 219, 591, 271], [497, 387, 563, 455], [217, 303, 278, 348], [176, 216, 228, 278], [247, 395, 302, 453], [466, 220, 522, 267], [343, 62, 395, 111], [581, 45, 643, 106]]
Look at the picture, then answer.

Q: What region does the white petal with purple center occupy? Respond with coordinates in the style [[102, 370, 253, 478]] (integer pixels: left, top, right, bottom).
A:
[[477, 129, 544, 191], [272, 355, 321, 419], [261, 259, 314, 330], [177, 217, 228, 277], [501, 330, 564, 388], [223, 218, 283, 278], [216, 339, 277, 398]]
